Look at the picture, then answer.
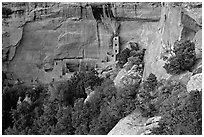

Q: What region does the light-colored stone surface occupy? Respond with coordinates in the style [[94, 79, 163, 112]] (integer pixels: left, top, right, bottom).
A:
[[84, 89, 96, 103], [108, 110, 148, 135], [2, 16, 25, 61], [193, 30, 202, 58], [114, 68, 127, 88], [187, 73, 202, 92], [108, 110, 161, 135], [145, 116, 162, 126], [114, 64, 143, 89], [143, 3, 183, 81]]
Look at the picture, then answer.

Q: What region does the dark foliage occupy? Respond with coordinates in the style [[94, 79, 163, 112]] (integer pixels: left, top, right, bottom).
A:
[[117, 48, 131, 68], [71, 77, 141, 135], [129, 42, 140, 51], [143, 73, 158, 91], [163, 40, 197, 75], [72, 78, 119, 135], [137, 73, 158, 117], [2, 84, 47, 134], [3, 69, 202, 135], [117, 45, 146, 69], [151, 90, 202, 135], [2, 7, 13, 17], [60, 69, 103, 106], [4, 70, 103, 135]]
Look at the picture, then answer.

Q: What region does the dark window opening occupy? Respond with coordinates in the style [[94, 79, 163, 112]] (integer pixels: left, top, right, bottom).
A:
[[62, 66, 66, 75], [66, 63, 78, 72]]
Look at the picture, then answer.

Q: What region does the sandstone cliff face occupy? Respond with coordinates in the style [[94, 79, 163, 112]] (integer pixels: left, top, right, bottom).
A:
[[143, 2, 202, 80], [3, 2, 162, 83], [2, 2, 201, 84]]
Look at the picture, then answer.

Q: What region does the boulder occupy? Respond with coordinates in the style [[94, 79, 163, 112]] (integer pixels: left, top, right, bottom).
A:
[[108, 110, 162, 135], [114, 68, 127, 88], [187, 73, 202, 92], [108, 110, 148, 135], [121, 73, 141, 87], [145, 116, 162, 126], [114, 65, 143, 89]]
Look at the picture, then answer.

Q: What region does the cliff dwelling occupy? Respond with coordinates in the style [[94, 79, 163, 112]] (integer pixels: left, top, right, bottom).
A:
[[2, 2, 202, 84], [2, 2, 202, 136]]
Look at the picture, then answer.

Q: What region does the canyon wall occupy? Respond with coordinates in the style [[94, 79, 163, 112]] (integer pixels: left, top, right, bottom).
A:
[[2, 2, 201, 84]]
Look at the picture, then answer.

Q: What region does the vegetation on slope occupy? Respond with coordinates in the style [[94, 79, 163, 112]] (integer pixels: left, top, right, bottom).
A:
[[2, 71, 202, 135], [151, 89, 202, 135], [2, 40, 201, 135], [163, 40, 197, 75]]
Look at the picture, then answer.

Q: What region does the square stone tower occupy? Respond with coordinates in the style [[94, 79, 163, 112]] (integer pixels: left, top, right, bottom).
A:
[[112, 36, 119, 62]]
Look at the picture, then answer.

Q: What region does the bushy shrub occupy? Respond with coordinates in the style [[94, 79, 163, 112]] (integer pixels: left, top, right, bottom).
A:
[[129, 42, 140, 51], [137, 73, 158, 117], [117, 46, 146, 69], [127, 56, 142, 66], [117, 48, 131, 68], [163, 40, 196, 75], [143, 73, 158, 92]]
